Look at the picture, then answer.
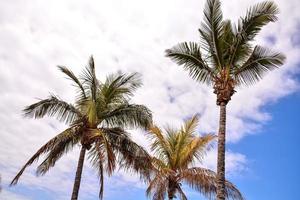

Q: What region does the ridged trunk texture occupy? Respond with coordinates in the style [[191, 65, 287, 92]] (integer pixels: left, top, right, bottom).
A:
[[216, 103, 226, 200], [71, 146, 86, 200]]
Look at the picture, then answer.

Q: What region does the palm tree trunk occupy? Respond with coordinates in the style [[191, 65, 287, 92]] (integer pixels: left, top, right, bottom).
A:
[[216, 103, 226, 200], [71, 146, 86, 200], [168, 181, 175, 200], [168, 189, 174, 200]]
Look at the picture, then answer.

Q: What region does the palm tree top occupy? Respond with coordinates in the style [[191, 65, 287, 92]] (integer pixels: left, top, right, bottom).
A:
[[146, 115, 243, 200], [148, 115, 215, 170], [166, 0, 285, 87], [25, 56, 152, 130]]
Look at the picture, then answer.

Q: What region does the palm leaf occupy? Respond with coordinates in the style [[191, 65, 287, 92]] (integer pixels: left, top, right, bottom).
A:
[[234, 45, 285, 85], [36, 128, 80, 175], [181, 115, 199, 136], [180, 167, 244, 200], [238, 1, 279, 41], [88, 140, 105, 199], [103, 128, 152, 181], [99, 72, 142, 105], [199, 0, 224, 68], [166, 42, 214, 84], [88, 129, 116, 175], [102, 104, 152, 130], [23, 95, 81, 124], [148, 126, 171, 164], [57, 66, 86, 100], [146, 173, 168, 200], [179, 134, 215, 168], [10, 128, 76, 185], [230, 1, 279, 65], [80, 56, 98, 101]]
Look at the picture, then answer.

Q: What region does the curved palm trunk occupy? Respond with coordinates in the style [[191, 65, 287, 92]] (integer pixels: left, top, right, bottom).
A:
[[71, 146, 86, 200], [216, 103, 226, 200]]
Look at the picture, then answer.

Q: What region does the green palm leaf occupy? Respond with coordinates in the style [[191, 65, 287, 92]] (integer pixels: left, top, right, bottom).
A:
[[57, 65, 86, 100], [165, 42, 214, 84], [234, 45, 286, 85], [103, 128, 152, 181], [102, 104, 152, 129], [23, 95, 81, 124], [199, 0, 224, 67], [230, 1, 279, 65], [80, 56, 98, 101], [100, 72, 142, 105], [238, 1, 279, 41]]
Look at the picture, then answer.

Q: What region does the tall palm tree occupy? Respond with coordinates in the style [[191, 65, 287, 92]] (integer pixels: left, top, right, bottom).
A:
[[165, 1, 285, 199], [10, 56, 153, 200], [146, 115, 243, 200]]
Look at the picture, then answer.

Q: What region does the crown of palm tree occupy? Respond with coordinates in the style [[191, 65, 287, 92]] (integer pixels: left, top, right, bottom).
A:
[[11, 56, 153, 199], [146, 115, 243, 200], [166, 0, 285, 104]]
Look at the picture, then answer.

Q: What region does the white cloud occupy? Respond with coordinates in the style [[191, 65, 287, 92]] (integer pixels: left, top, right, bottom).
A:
[[0, 0, 299, 199]]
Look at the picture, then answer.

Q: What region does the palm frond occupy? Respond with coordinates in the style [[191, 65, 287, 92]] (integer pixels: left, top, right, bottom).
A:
[[180, 167, 216, 199], [224, 180, 244, 200], [57, 66, 86, 100], [88, 129, 116, 175], [80, 56, 98, 101], [36, 129, 80, 175], [234, 45, 285, 85], [181, 115, 199, 136], [230, 1, 279, 65], [179, 134, 215, 168], [102, 104, 152, 130], [88, 140, 105, 199], [180, 167, 244, 200], [171, 116, 200, 168], [10, 128, 76, 185], [23, 95, 81, 124], [99, 72, 142, 105], [199, 0, 224, 68], [238, 1, 279, 41], [103, 128, 152, 181], [148, 126, 171, 164], [220, 20, 237, 66], [146, 173, 168, 200], [166, 42, 214, 84]]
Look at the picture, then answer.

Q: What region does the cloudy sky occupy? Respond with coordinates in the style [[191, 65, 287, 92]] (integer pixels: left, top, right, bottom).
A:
[[0, 0, 299, 199]]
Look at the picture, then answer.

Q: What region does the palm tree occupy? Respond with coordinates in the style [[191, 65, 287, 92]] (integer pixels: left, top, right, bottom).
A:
[[10, 56, 153, 200], [146, 115, 243, 200], [165, 1, 285, 199]]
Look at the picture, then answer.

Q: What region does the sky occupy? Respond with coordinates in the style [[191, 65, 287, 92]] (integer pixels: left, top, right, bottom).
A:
[[0, 0, 299, 199]]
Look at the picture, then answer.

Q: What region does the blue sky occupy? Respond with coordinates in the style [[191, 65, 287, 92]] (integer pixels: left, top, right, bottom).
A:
[[0, 0, 299, 199], [230, 91, 300, 200]]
